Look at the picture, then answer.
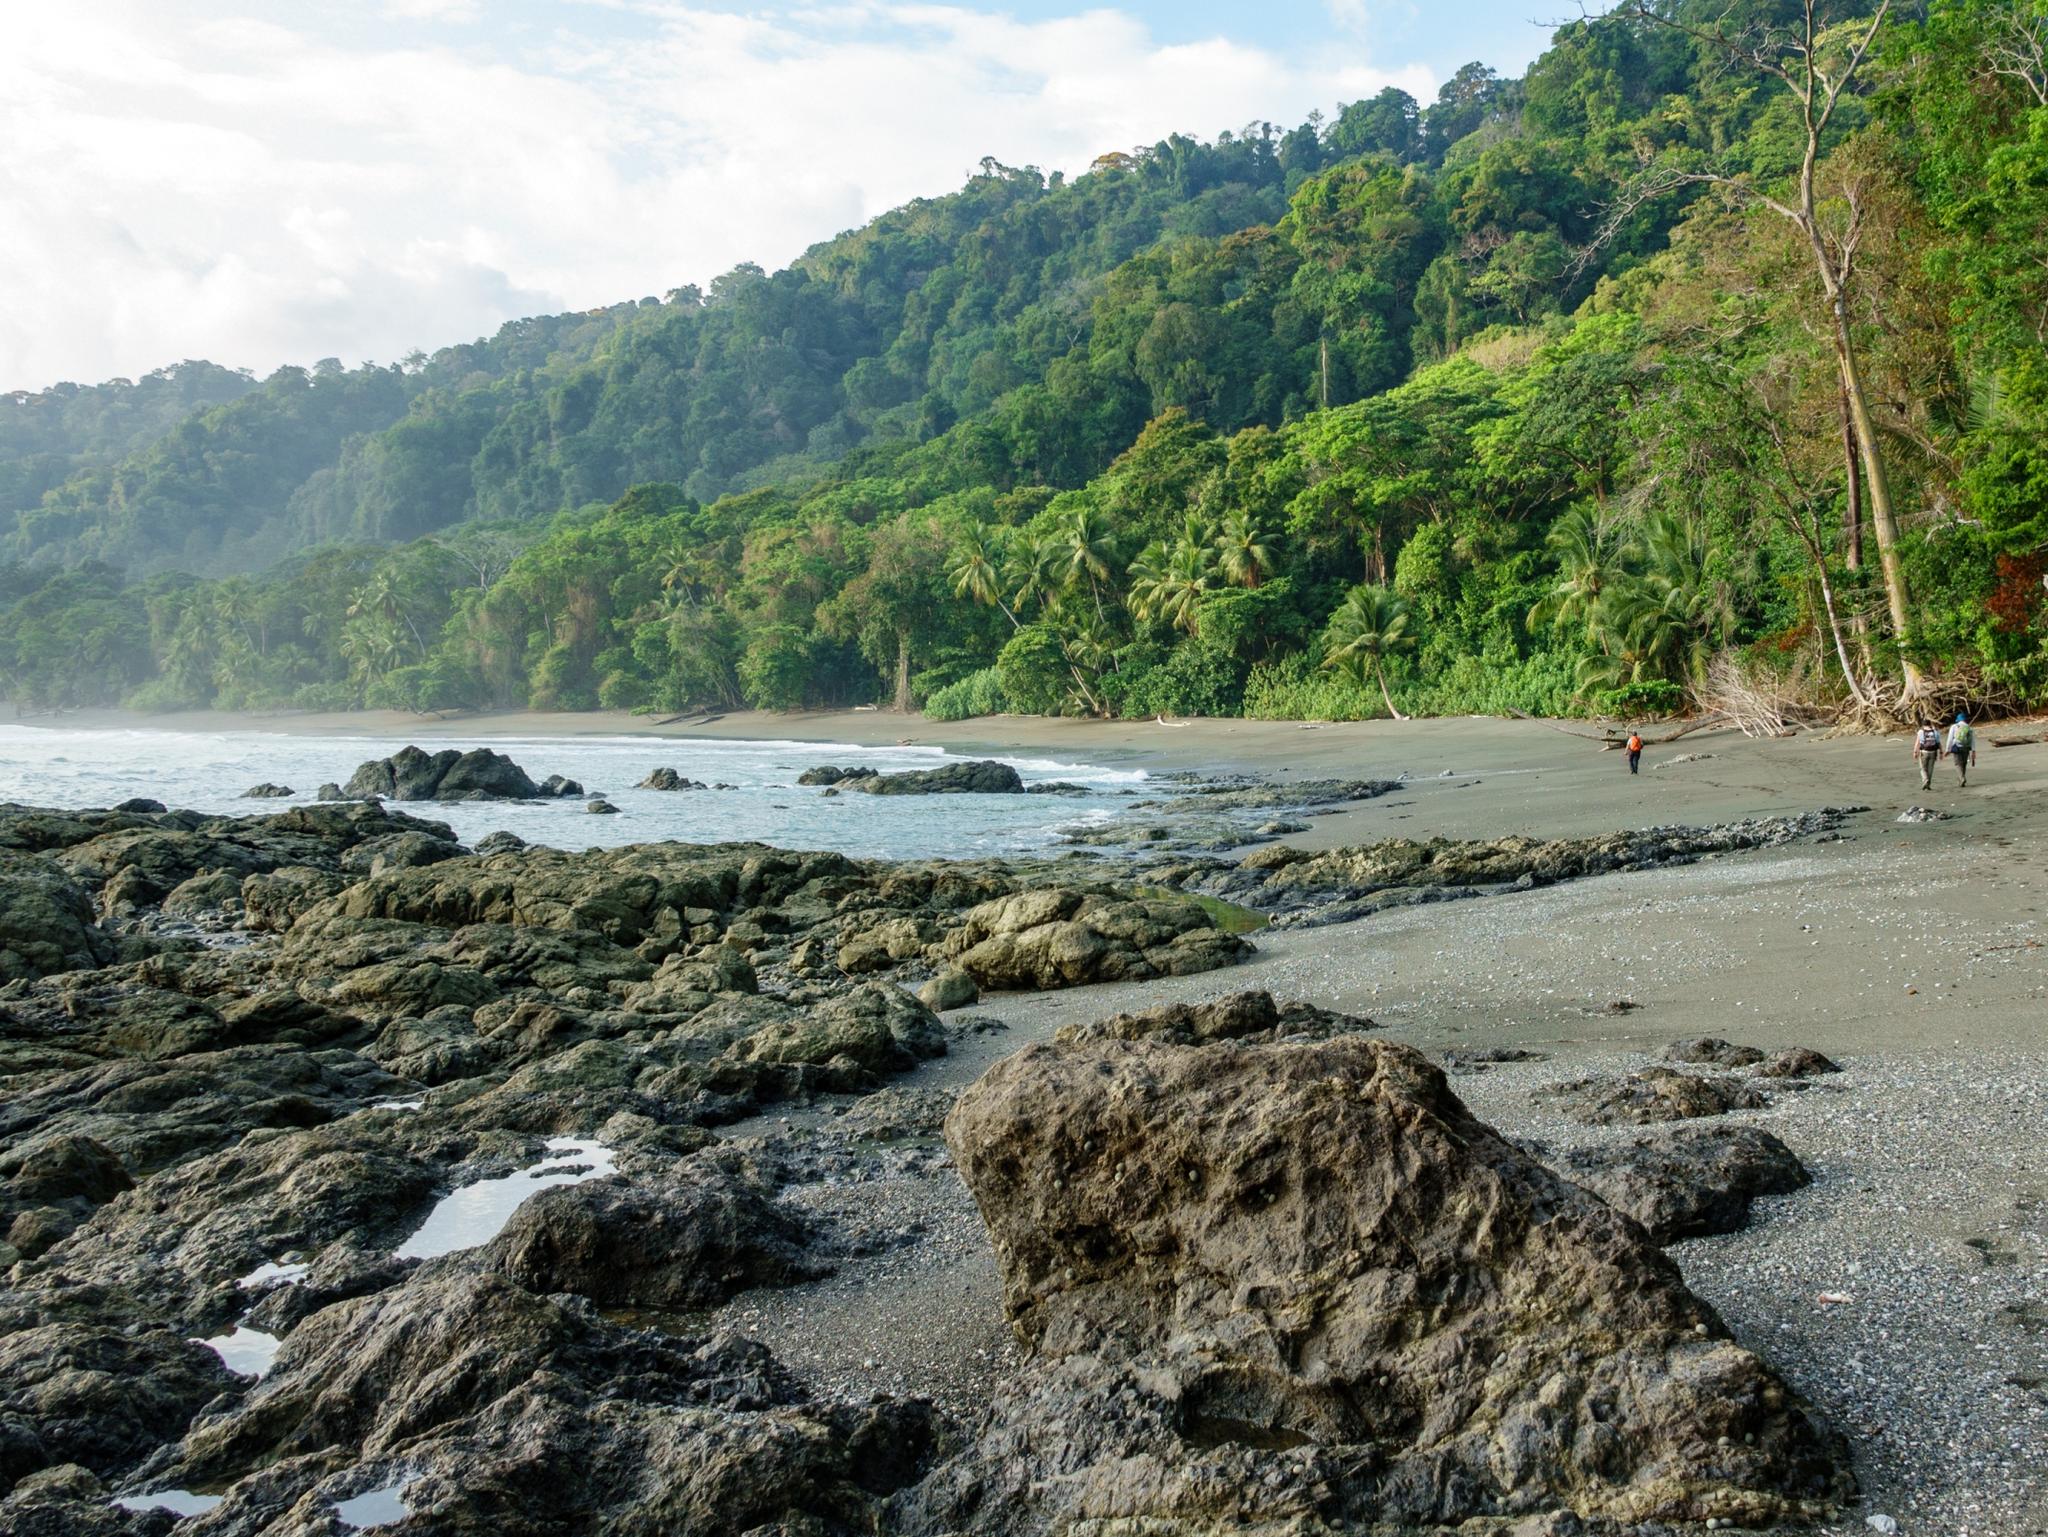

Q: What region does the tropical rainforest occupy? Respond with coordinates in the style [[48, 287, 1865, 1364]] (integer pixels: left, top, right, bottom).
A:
[[2, 0, 2044, 726]]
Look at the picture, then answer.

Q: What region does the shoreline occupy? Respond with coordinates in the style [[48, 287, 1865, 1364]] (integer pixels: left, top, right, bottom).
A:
[[12, 703, 2048, 849]]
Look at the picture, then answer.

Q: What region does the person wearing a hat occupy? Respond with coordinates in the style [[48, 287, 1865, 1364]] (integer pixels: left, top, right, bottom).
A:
[[1945, 712, 1977, 787]]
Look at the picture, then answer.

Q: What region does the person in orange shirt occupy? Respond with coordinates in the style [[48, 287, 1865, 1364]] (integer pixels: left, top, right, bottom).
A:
[[1626, 730, 1643, 774]]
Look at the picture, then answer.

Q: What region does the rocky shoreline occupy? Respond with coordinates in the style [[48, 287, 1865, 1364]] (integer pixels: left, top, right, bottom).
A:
[[0, 788, 1895, 1534]]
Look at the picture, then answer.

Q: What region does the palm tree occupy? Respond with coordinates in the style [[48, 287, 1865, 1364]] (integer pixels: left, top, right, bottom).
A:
[[1214, 509, 1277, 590], [1129, 539, 1214, 635], [948, 527, 1019, 628], [1323, 584, 1418, 721], [1528, 504, 1622, 643], [1578, 509, 1731, 697], [1051, 504, 1119, 620]]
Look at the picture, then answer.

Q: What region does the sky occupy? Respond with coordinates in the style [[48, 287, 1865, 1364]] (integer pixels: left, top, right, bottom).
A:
[[1, 0, 1566, 392]]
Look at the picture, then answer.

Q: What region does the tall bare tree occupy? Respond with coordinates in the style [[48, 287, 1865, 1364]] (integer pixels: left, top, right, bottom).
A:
[[1609, 0, 1923, 700]]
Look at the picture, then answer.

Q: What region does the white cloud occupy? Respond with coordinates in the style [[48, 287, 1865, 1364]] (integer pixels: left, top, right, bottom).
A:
[[0, 0, 1436, 390]]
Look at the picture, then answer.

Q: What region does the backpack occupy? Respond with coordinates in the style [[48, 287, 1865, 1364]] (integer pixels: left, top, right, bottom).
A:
[[1917, 727, 1940, 751], [1627, 734, 1642, 752]]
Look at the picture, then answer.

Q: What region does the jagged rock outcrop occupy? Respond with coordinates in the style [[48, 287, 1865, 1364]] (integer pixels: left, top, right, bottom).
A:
[[480, 1157, 821, 1308], [1200, 809, 1862, 924], [0, 1324, 241, 1490], [798, 760, 1025, 794], [922, 1027, 1849, 1532], [0, 855, 114, 981], [238, 784, 293, 799], [1555, 1124, 1813, 1243], [340, 746, 547, 802], [941, 888, 1252, 990], [127, 1270, 941, 1537]]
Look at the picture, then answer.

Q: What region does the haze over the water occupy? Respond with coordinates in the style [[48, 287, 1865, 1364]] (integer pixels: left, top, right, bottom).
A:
[[1, 0, 1557, 390]]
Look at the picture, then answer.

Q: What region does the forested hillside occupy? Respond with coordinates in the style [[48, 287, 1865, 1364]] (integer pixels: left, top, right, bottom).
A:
[[2, 0, 2043, 725]]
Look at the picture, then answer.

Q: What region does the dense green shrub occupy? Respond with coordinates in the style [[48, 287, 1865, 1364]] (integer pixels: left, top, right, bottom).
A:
[[923, 666, 1009, 721]]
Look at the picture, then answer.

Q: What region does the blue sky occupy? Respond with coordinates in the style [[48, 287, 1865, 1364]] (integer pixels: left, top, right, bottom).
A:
[[3, 1, 1570, 388]]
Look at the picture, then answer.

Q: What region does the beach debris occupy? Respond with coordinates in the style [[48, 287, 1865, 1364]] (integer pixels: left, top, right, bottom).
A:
[[1896, 806, 1950, 823], [1866, 1514, 1899, 1533], [1817, 1291, 1855, 1306]]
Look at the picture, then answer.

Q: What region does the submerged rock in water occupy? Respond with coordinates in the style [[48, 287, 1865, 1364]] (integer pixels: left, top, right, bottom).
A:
[[921, 1031, 1849, 1531], [797, 760, 1025, 795], [340, 746, 546, 802], [585, 799, 620, 815], [1537, 1065, 1772, 1126], [239, 784, 293, 800], [1556, 1123, 1813, 1243], [637, 767, 705, 791]]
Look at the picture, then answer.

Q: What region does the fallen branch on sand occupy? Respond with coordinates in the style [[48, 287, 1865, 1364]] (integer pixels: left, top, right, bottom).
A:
[[1510, 711, 1726, 748]]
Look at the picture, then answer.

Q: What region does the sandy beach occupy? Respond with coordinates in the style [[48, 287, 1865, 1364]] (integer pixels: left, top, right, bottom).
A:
[[13, 704, 2048, 1528]]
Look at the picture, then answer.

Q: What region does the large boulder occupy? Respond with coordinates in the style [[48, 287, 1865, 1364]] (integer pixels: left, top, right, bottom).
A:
[[341, 746, 545, 802], [0, 1324, 241, 1486], [920, 1032, 1848, 1531], [0, 856, 113, 981], [1556, 1124, 1812, 1244], [480, 1159, 820, 1308]]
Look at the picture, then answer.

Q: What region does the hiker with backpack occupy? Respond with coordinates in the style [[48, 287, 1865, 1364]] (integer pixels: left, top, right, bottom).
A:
[[1946, 713, 1977, 787], [1912, 721, 1943, 790], [1626, 729, 1643, 775]]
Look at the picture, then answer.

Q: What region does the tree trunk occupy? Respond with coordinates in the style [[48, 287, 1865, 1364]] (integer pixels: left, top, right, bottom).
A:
[[1838, 385, 1863, 571], [1829, 314, 1922, 700], [1376, 661, 1408, 721], [1814, 568, 1868, 709], [893, 628, 911, 713]]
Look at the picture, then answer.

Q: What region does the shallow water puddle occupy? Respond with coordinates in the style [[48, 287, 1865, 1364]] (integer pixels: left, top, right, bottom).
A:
[[334, 1477, 414, 1529], [237, 1259, 309, 1289], [394, 1138, 616, 1261], [113, 1489, 224, 1518], [195, 1322, 282, 1377]]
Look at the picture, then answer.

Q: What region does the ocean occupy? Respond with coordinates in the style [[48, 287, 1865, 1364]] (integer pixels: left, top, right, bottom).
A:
[[0, 725, 1145, 860]]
